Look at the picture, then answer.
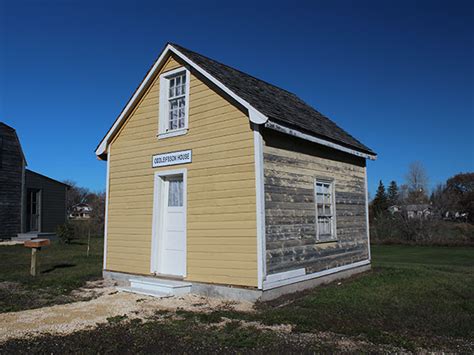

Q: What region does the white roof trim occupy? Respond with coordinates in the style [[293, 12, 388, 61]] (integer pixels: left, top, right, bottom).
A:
[[265, 120, 377, 160], [95, 44, 269, 156]]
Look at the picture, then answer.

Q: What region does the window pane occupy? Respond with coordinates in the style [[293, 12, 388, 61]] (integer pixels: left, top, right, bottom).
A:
[[179, 74, 186, 95], [318, 217, 331, 236], [176, 76, 181, 96], [324, 193, 331, 204], [169, 78, 175, 98], [316, 183, 323, 194], [317, 204, 324, 215], [168, 177, 183, 207]]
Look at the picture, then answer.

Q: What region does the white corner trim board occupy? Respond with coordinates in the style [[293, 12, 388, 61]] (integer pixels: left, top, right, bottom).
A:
[[103, 147, 111, 270], [253, 126, 266, 289], [364, 166, 372, 261], [95, 44, 269, 157], [263, 259, 370, 290], [265, 121, 377, 161]]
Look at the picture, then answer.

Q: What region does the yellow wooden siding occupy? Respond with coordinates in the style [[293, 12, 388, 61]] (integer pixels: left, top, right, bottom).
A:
[[106, 55, 258, 287]]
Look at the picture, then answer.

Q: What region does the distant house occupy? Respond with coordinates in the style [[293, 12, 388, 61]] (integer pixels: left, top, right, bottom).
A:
[[0, 122, 69, 240], [69, 203, 93, 220], [405, 204, 431, 219], [388, 205, 401, 214], [444, 211, 469, 222]]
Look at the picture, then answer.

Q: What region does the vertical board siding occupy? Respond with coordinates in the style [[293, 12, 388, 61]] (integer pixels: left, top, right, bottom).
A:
[[107, 56, 258, 287], [263, 130, 369, 275], [25, 170, 68, 233], [0, 125, 23, 239]]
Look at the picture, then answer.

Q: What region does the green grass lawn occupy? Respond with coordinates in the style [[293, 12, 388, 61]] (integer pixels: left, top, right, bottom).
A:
[[165, 245, 474, 350], [0, 242, 472, 352], [0, 237, 103, 312], [254, 245, 474, 349]]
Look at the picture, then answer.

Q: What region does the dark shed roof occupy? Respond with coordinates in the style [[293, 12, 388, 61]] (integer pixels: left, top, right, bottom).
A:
[[0, 121, 27, 164], [26, 169, 70, 188], [171, 43, 375, 155]]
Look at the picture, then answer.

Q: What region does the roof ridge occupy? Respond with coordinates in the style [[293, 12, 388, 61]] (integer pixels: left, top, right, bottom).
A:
[[169, 42, 374, 155], [169, 43, 299, 98]]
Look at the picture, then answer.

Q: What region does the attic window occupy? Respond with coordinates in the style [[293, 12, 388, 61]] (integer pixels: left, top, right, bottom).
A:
[[158, 67, 190, 139]]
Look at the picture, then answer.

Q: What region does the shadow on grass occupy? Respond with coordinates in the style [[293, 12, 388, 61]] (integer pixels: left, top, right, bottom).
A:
[[41, 263, 76, 274], [69, 241, 87, 246]]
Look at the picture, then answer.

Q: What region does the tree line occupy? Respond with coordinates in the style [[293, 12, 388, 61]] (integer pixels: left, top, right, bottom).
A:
[[371, 162, 473, 222]]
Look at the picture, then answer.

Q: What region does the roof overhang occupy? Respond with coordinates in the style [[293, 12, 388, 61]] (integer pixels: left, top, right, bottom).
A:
[[95, 44, 375, 161], [265, 120, 377, 160]]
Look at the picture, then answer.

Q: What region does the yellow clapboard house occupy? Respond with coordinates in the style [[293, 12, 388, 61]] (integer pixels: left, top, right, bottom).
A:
[[95, 43, 376, 300]]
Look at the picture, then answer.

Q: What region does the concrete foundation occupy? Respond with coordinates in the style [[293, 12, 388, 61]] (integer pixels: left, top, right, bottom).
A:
[[260, 263, 371, 301], [103, 262, 371, 302]]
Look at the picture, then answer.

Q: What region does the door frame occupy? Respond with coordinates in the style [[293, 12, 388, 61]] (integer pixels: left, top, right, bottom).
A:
[[27, 188, 42, 232], [150, 168, 187, 276]]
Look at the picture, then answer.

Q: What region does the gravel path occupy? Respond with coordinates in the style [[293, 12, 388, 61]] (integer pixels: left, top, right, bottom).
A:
[[0, 283, 254, 343]]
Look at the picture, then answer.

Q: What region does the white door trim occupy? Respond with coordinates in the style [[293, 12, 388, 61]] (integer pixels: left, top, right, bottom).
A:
[[151, 168, 187, 277]]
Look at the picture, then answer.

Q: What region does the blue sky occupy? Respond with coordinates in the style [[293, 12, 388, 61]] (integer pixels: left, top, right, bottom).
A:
[[1, 0, 473, 195]]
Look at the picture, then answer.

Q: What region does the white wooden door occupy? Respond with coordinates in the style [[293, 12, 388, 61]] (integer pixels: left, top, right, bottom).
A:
[[159, 175, 186, 276]]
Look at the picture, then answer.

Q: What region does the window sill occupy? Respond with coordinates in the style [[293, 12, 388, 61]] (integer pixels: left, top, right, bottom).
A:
[[157, 129, 188, 140]]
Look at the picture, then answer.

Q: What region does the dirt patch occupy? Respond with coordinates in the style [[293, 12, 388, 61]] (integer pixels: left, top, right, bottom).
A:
[[0, 279, 113, 313], [0, 315, 425, 354], [0, 284, 254, 343], [69, 279, 116, 299]]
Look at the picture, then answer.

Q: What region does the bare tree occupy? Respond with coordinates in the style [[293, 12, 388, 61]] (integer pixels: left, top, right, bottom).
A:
[[406, 161, 429, 192], [63, 179, 90, 214], [87, 191, 106, 236], [405, 162, 429, 203], [399, 184, 410, 202]]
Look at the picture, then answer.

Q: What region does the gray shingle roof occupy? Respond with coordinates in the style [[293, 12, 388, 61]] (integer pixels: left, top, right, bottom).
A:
[[171, 43, 375, 155]]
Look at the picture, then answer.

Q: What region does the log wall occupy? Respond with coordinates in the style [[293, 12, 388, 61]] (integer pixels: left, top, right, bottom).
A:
[[263, 129, 369, 275]]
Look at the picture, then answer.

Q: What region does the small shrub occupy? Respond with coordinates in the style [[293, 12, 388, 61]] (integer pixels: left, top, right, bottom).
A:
[[56, 223, 76, 244]]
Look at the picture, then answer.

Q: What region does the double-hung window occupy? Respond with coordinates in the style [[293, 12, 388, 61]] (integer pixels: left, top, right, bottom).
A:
[[159, 67, 190, 138], [315, 180, 336, 241]]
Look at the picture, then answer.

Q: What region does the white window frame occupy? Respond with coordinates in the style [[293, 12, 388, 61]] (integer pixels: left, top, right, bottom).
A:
[[314, 178, 337, 242], [158, 67, 190, 139]]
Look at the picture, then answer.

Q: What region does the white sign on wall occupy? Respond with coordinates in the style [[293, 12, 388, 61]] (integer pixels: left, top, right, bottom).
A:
[[152, 150, 192, 168]]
